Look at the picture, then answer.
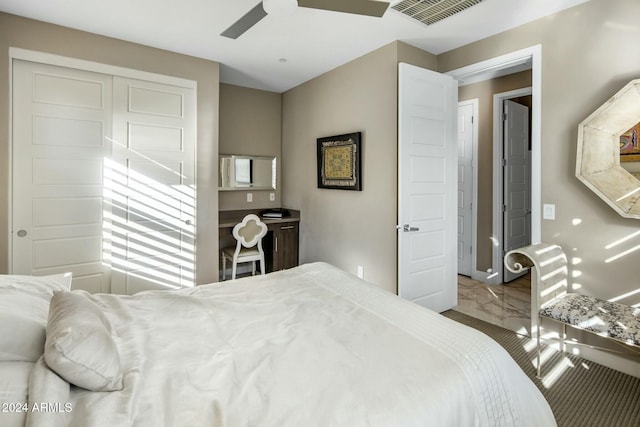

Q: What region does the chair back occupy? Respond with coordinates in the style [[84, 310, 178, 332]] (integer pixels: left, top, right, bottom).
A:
[[232, 214, 268, 248]]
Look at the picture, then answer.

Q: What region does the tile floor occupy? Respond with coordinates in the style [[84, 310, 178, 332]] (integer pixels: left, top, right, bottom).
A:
[[453, 272, 533, 336]]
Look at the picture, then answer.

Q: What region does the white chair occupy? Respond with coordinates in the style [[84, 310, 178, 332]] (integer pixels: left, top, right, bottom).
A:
[[221, 214, 268, 280]]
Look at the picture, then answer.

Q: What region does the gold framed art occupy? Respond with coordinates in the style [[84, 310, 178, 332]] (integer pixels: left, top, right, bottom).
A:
[[317, 132, 362, 191]]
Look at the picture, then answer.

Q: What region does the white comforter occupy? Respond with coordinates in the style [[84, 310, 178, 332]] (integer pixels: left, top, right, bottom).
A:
[[28, 262, 555, 427]]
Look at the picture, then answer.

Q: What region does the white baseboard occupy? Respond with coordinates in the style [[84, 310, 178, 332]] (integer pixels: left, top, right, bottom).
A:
[[471, 269, 500, 285]]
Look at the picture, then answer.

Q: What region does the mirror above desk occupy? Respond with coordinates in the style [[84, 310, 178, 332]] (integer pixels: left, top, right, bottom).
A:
[[219, 155, 276, 191]]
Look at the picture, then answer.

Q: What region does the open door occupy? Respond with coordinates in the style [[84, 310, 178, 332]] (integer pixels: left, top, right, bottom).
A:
[[457, 101, 475, 277], [398, 63, 458, 313], [502, 99, 531, 282]]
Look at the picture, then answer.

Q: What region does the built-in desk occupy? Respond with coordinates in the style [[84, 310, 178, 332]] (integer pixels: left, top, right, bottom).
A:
[[219, 209, 300, 276]]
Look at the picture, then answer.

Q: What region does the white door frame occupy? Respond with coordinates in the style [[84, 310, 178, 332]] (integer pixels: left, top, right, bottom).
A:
[[8, 47, 197, 275], [457, 99, 479, 278], [446, 45, 542, 285], [493, 88, 532, 284]]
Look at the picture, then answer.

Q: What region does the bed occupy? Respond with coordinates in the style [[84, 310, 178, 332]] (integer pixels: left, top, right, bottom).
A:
[[1, 262, 556, 427]]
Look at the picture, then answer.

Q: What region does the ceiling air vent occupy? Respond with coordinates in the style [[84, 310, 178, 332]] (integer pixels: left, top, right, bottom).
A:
[[392, 0, 485, 26]]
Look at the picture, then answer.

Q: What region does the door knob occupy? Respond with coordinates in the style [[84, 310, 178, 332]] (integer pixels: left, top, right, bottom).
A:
[[17, 230, 27, 237]]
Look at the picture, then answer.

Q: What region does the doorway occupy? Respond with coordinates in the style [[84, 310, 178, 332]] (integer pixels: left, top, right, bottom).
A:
[[456, 87, 532, 283], [447, 45, 541, 286]]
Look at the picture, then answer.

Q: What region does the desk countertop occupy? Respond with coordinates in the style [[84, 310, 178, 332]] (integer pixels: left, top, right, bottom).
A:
[[219, 209, 300, 228]]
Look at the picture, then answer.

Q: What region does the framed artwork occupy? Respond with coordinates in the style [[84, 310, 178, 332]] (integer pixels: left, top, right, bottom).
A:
[[620, 122, 640, 162], [317, 132, 362, 191]]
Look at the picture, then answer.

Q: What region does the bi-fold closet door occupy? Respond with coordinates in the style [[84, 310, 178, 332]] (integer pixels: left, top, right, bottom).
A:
[[11, 59, 196, 294]]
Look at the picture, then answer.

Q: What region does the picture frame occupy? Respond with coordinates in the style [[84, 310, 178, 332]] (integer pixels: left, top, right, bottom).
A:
[[317, 132, 362, 191]]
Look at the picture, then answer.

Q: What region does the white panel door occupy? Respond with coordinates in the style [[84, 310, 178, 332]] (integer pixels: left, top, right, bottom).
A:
[[398, 63, 458, 313], [110, 77, 196, 294], [503, 99, 531, 283], [457, 102, 474, 277], [12, 60, 112, 293]]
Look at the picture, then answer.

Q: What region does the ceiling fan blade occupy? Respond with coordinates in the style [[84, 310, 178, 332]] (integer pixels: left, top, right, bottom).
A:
[[298, 0, 389, 17], [221, 2, 268, 39]]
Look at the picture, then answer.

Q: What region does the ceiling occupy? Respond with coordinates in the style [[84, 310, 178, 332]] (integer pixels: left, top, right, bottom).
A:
[[0, 0, 590, 92]]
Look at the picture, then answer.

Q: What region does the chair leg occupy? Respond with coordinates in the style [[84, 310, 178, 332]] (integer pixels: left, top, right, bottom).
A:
[[252, 261, 256, 276], [221, 255, 226, 281], [259, 254, 266, 275], [231, 261, 237, 280]]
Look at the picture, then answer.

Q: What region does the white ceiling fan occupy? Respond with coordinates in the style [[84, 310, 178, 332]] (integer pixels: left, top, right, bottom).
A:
[[221, 0, 390, 39]]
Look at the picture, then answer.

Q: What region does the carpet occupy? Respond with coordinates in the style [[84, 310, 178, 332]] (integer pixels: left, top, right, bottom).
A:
[[442, 310, 640, 427]]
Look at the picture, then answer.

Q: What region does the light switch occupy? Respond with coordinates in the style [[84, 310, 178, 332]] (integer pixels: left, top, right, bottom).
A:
[[269, 192, 275, 201], [543, 204, 555, 220], [247, 193, 253, 203]]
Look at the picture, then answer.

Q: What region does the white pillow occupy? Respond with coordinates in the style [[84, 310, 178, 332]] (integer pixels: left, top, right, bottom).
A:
[[0, 273, 72, 362], [44, 291, 123, 392], [0, 361, 34, 427]]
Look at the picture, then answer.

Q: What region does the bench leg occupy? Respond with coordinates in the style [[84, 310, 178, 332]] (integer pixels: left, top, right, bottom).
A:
[[561, 323, 566, 354], [537, 318, 542, 378]]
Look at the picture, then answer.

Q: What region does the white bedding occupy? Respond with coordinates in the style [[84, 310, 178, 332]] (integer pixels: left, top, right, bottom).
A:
[[27, 262, 555, 427]]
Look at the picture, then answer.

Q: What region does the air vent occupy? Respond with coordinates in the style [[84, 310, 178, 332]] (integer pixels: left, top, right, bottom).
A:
[[392, 0, 485, 26]]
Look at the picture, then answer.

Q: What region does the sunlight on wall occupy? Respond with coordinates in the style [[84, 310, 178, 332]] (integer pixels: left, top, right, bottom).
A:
[[604, 230, 640, 264], [605, 244, 640, 264], [610, 288, 640, 304]]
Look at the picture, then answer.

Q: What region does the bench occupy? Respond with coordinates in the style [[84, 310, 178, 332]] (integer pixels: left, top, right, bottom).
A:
[[504, 243, 640, 377]]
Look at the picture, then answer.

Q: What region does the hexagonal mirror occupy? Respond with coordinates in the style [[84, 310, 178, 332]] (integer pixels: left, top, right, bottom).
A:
[[576, 79, 640, 219]]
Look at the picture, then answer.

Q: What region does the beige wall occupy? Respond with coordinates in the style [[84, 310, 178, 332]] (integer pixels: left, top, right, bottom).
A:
[[439, 0, 640, 305], [458, 70, 532, 271], [282, 41, 436, 293], [219, 84, 282, 211], [0, 13, 221, 284], [397, 41, 438, 70], [6, 0, 639, 305]]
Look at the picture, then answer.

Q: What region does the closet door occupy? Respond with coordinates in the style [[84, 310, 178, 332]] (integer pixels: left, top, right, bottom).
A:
[[12, 60, 197, 294], [109, 77, 196, 294], [12, 60, 113, 292]]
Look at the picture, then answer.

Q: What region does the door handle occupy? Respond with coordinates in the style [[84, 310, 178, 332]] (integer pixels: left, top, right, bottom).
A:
[[402, 224, 419, 232], [17, 229, 27, 237]]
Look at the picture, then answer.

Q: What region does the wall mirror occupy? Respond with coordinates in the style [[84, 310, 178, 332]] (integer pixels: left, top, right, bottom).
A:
[[219, 155, 276, 191], [576, 79, 640, 218]]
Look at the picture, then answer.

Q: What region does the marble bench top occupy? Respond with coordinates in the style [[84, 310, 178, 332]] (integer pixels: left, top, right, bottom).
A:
[[540, 293, 640, 346]]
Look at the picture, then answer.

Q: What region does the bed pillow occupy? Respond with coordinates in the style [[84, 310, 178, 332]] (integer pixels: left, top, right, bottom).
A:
[[0, 273, 72, 362], [44, 291, 123, 392], [0, 361, 35, 427]]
